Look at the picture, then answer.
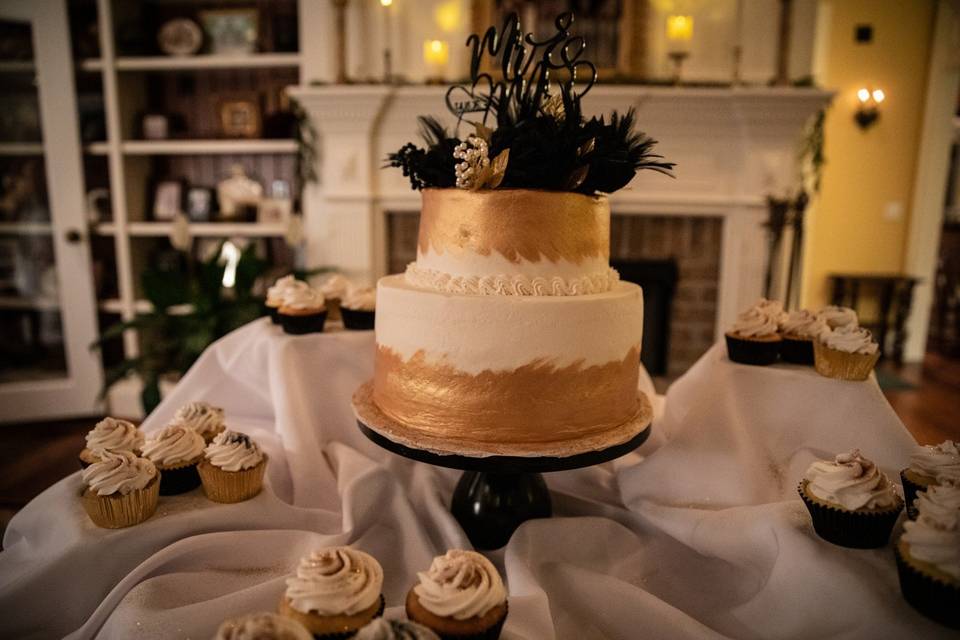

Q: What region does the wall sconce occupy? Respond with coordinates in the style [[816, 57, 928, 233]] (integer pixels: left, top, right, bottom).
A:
[[855, 87, 884, 129]]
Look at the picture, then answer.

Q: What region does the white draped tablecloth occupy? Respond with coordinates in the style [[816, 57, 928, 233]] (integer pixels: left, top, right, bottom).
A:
[[0, 319, 950, 639]]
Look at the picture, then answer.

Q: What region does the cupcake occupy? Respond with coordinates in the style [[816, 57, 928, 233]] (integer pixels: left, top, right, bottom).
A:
[[141, 423, 206, 495], [279, 286, 327, 335], [198, 430, 268, 503], [278, 547, 385, 638], [798, 449, 903, 548], [406, 550, 508, 640], [214, 612, 313, 640], [266, 275, 309, 325], [817, 305, 859, 330], [894, 484, 960, 628], [813, 324, 880, 381], [355, 618, 440, 640], [778, 309, 828, 365], [174, 400, 226, 444], [80, 450, 159, 528], [79, 417, 144, 468], [724, 301, 782, 366], [901, 440, 960, 519], [319, 273, 351, 322], [341, 285, 376, 330]]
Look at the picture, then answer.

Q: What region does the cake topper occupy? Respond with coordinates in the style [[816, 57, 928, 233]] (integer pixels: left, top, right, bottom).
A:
[[445, 12, 597, 127], [386, 12, 674, 195]]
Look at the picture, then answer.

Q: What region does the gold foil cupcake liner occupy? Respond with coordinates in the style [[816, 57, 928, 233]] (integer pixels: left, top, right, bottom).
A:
[[198, 455, 267, 503], [81, 473, 160, 528], [813, 340, 880, 381]]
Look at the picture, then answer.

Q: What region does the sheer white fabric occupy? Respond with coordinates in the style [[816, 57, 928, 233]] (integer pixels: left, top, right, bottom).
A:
[[0, 320, 946, 639]]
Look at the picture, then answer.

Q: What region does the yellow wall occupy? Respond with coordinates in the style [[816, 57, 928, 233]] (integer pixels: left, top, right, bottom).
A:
[[801, 0, 936, 308]]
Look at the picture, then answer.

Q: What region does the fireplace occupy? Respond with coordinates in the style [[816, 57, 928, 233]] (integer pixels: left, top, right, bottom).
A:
[[611, 259, 678, 376]]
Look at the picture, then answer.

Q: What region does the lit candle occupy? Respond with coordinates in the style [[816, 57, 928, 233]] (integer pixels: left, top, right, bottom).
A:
[[666, 15, 694, 43], [423, 39, 450, 81]]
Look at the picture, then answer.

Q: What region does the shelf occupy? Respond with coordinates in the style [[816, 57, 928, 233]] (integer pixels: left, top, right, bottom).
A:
[[0, 295, 59, 311], [99, 298, 153, 314], [0, 60, 35, 73], [0, 222, 53, 235], [0, 143, 43, 156], [95, 222, 289, 237], [85, 139, 297, 155], [80, 53, 300, 72]]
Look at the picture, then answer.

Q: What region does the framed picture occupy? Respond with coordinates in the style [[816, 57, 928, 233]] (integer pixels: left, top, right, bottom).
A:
[[472, 0, 647, 80], [186, 186, 215, 222], [200, 9, 259, 56], [152, 179, 184, 221], [218, 98, 262, 138]]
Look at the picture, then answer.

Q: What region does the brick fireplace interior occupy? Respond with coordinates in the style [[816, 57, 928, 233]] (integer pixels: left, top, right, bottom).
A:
[[386, 212, 722, 383]]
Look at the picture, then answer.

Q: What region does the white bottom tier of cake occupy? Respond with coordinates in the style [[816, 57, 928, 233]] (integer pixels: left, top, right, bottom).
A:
[[370, 274, 647, 457]]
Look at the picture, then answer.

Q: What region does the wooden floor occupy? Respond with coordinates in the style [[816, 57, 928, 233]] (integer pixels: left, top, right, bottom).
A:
[[1, 353, 958, 536]]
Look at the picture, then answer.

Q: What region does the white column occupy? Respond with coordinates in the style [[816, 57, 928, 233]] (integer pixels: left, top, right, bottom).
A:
[[288, 85, 392, 285]]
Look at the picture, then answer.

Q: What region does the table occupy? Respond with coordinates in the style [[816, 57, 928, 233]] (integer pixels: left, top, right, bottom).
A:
[[0, 319, 950, 639]]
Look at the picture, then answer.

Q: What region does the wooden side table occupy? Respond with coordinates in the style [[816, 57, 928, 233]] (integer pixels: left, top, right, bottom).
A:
[[828, 273, 920, 365]]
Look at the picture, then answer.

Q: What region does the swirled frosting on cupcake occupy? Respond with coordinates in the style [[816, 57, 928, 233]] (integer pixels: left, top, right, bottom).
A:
[[730, 307, 779, 338], [909, 440, 960, 485], [82, 450, 157, 496], [413, 550, 507, 620], [820, 324, 878, 355], [215, 612, 312, 640], [141, 424, 205, 467], [804, 449, 899, 510], [267, 275, 309, 307], [780, 310, 828, 339], [355, 619, 439, 640], [174, 401, 225, 440], [342, 286, 376, 311], [85, 417, 144, 454], [756, 298, 787, 324], [281, 286, 325, 312], [818, 305, 858, 329], [205, 430, 264, 471], [901, 484, 960, 579], [285, 547, 383, 616], [319, 274, 351, 300]]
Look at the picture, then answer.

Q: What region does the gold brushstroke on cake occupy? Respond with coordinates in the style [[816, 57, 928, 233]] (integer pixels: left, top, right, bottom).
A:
[[372, 345, 640, 444], [418, 188, 609, 265]]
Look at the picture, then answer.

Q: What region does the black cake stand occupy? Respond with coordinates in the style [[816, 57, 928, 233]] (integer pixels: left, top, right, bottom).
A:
[[354, 384, 652, 550]]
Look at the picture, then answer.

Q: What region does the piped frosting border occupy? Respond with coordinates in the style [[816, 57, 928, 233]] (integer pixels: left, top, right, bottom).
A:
[[404, 263, 620, 296]]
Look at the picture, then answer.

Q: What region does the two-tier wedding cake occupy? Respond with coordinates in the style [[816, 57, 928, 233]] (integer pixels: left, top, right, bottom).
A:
[[353, 12, 673, 457]]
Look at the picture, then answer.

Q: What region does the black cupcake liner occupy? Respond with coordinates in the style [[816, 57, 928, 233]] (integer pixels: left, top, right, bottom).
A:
[[157, 462, 202, 495], [267, 304, 281, 324], [281, 310, 328, 335], [313, 595, 385, 640], [900, 470, 927, 521], [408, 602, 507, 640], [798, 482, 902, 548], [341, 307, 375, 331], [894, 542, 960, 629], [725, 334, 780, 366], [780, 336, 814, 365]]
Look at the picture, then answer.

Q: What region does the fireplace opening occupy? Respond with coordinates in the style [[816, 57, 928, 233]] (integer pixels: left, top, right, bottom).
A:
[[612, 259, 679, 376]]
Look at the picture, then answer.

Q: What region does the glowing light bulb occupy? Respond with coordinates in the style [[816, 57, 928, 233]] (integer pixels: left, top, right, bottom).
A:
[[380, 0, 393, 6], [872, 89, 885, 103], [857, 88, 870, 103]]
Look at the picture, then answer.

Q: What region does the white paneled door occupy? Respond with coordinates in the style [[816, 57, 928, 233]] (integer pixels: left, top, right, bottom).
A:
[[0, 0, 102, 422]]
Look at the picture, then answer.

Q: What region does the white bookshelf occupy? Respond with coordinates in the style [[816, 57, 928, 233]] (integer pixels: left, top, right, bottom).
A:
[[84, 0, 304, 412]]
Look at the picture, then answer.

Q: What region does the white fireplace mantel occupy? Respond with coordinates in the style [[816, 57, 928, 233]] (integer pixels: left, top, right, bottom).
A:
[[288, 84, 832, 336]]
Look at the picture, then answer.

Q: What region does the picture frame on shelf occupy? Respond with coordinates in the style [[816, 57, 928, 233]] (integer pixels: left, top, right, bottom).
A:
[[186, 186, 215, 222], [257, 179, 292, 224], [151, 179, 184, 221], [218, 97, 262, 139], [199, 8, 259, 56]]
